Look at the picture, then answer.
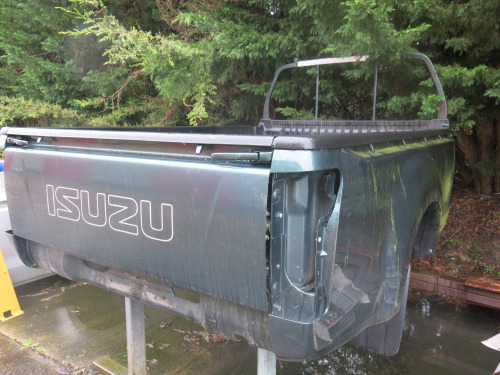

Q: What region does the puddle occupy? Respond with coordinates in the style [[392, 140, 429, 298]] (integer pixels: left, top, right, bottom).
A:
[[275, 293, 500, 375]]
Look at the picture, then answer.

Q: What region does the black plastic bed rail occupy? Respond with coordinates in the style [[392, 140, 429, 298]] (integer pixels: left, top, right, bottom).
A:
[[260, 119, 449, 136]]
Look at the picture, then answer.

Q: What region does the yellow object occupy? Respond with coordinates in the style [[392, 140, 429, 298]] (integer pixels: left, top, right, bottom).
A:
[[0, 249, 23, 321]]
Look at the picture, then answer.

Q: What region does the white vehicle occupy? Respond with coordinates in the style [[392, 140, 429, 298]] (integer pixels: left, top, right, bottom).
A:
[[0, 162, 51, 286]]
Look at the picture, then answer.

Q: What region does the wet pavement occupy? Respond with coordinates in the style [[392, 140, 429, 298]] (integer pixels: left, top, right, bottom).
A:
[[0, 333, 68, 375], [0, 275, 499, 375]]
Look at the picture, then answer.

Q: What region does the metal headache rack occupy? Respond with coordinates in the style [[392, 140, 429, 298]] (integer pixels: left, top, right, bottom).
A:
[[261, 54, 448, 135]]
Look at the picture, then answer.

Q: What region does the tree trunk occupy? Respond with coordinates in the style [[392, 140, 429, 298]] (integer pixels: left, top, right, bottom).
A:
[[455, 117, 499, 196], [495, 117, 500, 194], [477, 119, 495, 195]]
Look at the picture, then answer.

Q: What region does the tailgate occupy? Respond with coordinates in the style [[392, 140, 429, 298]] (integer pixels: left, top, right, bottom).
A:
[[5, 146, 271, 311]]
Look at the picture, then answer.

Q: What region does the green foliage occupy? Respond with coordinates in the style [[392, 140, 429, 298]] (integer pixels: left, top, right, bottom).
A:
[[20, 337, 39, 350], [0, 0, 87, 102], [324, 0, 429, 61], [398, 0, 500, 193], [484, 77, 500, 106], [481, 263, 499, 276], [0, 0, 451, 126], [0, 96, 85, 127], [0, 0, 498, 161], [275, 107, 315, 120], [474, 161, 500, 177], [0, 0, 165, 127], [58, 0, 231, 125], [184, 79, 217, 126], [417, 94, 444, 120]]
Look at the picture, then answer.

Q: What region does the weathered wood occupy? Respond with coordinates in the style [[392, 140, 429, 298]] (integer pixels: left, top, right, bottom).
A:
[[410, 272, 500, 310]]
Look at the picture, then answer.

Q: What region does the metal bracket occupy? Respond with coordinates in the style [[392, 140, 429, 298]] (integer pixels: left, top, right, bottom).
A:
[[0, 127, 8, 150], [6, 137, 29, 147], [211, 151, 273, 162]]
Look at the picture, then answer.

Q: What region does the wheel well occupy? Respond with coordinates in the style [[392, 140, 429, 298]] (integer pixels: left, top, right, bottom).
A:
[[412, 202, 441, 258]]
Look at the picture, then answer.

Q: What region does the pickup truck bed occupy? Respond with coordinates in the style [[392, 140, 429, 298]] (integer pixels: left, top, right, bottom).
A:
[[1, 55, 454, 360]]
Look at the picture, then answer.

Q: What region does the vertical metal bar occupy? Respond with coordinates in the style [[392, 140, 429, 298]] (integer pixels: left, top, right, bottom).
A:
[[263, 62, 298, 119], [125, 297, 146, 375], [372, 67, 378, 121], [257, 348, 276, 375], [315, 65, 320, 121], [409, 53, 448, 119]]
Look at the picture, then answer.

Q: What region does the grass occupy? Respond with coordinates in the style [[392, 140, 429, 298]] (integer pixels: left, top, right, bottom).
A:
[[20, 337, 39, 350]]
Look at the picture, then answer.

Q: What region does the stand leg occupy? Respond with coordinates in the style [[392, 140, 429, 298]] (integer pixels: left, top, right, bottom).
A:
[[257, 348, 276, 375], [125, 297, 146, 375]]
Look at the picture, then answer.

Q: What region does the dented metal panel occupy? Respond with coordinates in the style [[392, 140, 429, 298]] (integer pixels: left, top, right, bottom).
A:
[[2, 134, 455, 361], [5, 148, 271, 311]]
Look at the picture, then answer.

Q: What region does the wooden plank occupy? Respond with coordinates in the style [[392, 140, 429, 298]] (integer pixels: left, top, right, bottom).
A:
[[410, 272, 500, 310], [92, 357, 127, 375]]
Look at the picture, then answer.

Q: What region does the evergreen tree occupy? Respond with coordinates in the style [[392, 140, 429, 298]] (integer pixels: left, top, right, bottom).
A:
[[0, 0, 85, 126], [0, 0, 163, 126], [1, 0, 498, 193], [395, 0, 500, 194]]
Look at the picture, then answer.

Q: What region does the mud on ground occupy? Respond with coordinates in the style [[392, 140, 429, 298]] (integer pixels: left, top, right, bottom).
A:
[[412, 178, 500, 281]]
